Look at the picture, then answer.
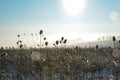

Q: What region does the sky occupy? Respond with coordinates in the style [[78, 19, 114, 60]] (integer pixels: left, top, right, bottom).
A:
[[0, 0, 120, 47]]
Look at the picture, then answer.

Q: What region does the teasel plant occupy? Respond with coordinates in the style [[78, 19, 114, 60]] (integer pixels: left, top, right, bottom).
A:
[[39, 30, 43, 48]]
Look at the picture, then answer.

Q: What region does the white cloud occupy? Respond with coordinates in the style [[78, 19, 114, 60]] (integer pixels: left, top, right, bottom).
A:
[[109, 11, 119, 22]]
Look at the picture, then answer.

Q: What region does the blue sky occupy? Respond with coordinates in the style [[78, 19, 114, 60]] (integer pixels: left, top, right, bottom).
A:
[[0, 0, 120, 47], [0, 0, 119, 24]]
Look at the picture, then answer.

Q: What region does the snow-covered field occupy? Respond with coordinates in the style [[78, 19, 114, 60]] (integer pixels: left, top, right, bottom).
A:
[[0, 48, 120, 80]]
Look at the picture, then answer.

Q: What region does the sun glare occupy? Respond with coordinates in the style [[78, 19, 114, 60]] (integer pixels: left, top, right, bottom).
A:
[[63, 0, 86, 16]]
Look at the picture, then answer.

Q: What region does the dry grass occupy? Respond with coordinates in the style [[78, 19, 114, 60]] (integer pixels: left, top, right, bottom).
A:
[[0, 48, 119, 79]]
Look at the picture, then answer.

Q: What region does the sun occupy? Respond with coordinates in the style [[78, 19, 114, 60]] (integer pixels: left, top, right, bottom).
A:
[[62, 0, 86, 16]]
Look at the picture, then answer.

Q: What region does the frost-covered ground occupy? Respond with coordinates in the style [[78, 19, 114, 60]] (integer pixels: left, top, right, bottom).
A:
[[0, 48, 120, 80]]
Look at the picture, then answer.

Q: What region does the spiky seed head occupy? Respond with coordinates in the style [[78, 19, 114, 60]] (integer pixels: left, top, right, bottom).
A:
[[20, 44, 23, 49], [113, 36, 116, 41], [39, 30, 43, 35], [17, 34, 20, 37], [61, 37, 64, 41], [19, 40, 22, 43], [63, 39, 67, 44], [45, 42, 48, 46], [44, 37, 46, 40], [56, 41, 59, 45]]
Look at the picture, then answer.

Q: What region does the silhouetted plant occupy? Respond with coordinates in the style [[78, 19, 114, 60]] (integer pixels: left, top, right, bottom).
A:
[[53, 44, 56, 47], [17, 34, 20, 43], [96, 45, 99, 49], [119, 40, 120, 49], [43, 37, 46, 47], [63, 39, 67, 47], [39, 30, 43, 48], [56, 40, 59, 48], [0, 47, 4, 50], [60, 41, 62, 43], [56, 40, 59, 45], [113, 36, 116, 48], [17, 34, 23, 49], [20, 44, 23, 49], [44, 37, 46, 41], [1, 52, 8, 57], [19, 40, 22, 43], [61, 37, 64, 41], [16, 41, 20, 48], [18, 41, 23, 49], [16, 41, 19, 45], [12, 46, 14, 50], [17, 34, 20, 38], [16, 34, 24, 49], [37, 44, 39, 46], [63, 39, 67, 44], [45, 41, 48, 48], [31, 33, 35, 48], [60, 37, 64, 47]]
